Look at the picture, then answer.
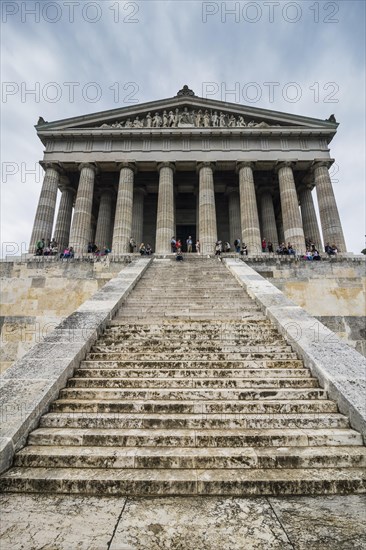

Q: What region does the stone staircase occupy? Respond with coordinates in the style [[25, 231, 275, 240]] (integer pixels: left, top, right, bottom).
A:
[[1, 257, 365, 495]]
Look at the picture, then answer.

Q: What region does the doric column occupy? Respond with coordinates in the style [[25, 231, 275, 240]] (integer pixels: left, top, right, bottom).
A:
[[95, 187, 113, 249], [112, 163, 136, 255], [29, 163, 61, 252], [69, 163, 97, 255], [131, 186, 146, 246], [156, 162, 175, 254], [312, 161, 347, 251], [198, 162, 217, 255], [237, 162, 261, 255], [53, 176, 75, 253], [298, 183, 322, 251], [260, 188, 279, 248], [276, 162, 306, 254], [226, 186, 241, 246]]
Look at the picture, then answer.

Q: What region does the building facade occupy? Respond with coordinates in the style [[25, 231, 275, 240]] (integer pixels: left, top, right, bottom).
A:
[[30, 85, 347, 256]]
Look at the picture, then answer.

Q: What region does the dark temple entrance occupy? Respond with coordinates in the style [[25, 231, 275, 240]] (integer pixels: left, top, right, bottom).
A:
[[176, 225, 196, 252]]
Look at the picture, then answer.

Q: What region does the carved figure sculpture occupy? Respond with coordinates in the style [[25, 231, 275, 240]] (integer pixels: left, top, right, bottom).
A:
[[228, 115, 236, 127], [168, 111, 175, 127], [203, 110, 210, 128], [152, 112, 162, 127], [146, 112, 152, 128], [162, 111, 169, 127], [219, 112, 226, 127], [180, 107, 191, 124]]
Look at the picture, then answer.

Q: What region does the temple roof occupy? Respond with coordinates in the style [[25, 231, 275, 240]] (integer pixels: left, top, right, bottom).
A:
[[35, 85, 338, 136]]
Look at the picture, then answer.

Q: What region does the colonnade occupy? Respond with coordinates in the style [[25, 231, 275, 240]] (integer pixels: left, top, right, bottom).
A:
[[29, 161, 347, 255]]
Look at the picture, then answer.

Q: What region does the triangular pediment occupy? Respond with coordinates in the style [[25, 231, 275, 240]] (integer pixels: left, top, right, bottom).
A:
[[35, 86, 338, 134]]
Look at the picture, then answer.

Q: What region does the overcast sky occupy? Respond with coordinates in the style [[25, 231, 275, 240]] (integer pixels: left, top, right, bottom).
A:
[[1, 0, 365, 256]]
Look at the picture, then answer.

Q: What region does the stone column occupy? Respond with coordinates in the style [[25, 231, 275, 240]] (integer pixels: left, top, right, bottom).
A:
[[95, 187, 113, 249], [260, 189, 279, 248], [227, 186, 241, 246], [198, 162, 217, 255], [298, 184, 322, 251], [53, 177, 75, 253], [131, 186, 146, 246], [237, 162, 261, 255], [112, 163, 136, 255], [277, 162, 306, 254], [312, 161, 347, 252], [29, 163, 61, 252], [155, 162, 175, 254], [69, 163, 97, 255]]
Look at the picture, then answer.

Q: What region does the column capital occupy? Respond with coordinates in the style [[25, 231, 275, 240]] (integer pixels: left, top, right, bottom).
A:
[[58, 180, 76, 196], [134, 184, 147, 196], [311, 159, 334, 172], [40, 161, 64, 174], [78, 162, 99, 174], [97, 185, 114, 198], [197, 162, 215, 174], [236, 161, 254, 173], [274, 160, 297, 174], [157, 162, 175, 173], [225, 185, 239, 196], [117, 162, 137, 174], [257, 185, 275, 197], [299, 174, 315, 191]]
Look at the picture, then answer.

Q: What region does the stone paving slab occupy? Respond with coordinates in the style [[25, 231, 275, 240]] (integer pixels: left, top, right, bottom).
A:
[[0, 258, 152, 474], [0, 494, 365, 549], [224, 259, 366, 441]]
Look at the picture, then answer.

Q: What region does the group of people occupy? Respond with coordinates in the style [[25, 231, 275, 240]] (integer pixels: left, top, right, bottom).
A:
[[261, 239, 274, 253], [170, 236, 200, 254], [35, 238, 59, 256], [87, 242, 111, 257], [325, 242, 338, 256]]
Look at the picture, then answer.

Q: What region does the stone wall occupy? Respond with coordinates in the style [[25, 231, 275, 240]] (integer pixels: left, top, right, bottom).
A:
[[246, 256, 366, 356], [0, 258, 129, 372], [1, 256, 364, 372]]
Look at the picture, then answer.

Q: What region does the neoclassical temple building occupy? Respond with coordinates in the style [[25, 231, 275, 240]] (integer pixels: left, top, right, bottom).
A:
[[30, 85, 347, 255]]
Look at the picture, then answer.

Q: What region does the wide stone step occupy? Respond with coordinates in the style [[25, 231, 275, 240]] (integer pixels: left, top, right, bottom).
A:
[[27, 427, 363, 448], [58, 387, 328, 401], [103, 333, 279, 342], [94, 340, 286, 350], [86, 352, 298, 361], [113, 314, 265, 322], [39, 412, 349, 430], [108, 320, 272, 329], [79, 359, 305, 370], [74, 368, 311, 379], [2, 467, 365, 496], [14, 445, 366, 470], [66, 377, 319, 389], [50, 399, 339, 414]]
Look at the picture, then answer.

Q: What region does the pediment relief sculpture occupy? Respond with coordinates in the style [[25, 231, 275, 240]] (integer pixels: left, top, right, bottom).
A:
[[98, 108, 281, 130]]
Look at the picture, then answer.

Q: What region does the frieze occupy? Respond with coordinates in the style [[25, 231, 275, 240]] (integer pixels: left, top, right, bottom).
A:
[[98, 108, 281, 130]]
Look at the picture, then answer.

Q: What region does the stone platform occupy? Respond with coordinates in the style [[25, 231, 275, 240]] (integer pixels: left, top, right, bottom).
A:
[[1, 493, 365, 549]]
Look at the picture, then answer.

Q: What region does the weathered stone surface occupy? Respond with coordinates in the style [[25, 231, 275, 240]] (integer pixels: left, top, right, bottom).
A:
[[269, 494, 366, 549], [0, 493, 126, 550], [224, 258, 366, 439], [111, 496, 292, 549], [1, 493, 365, 550], [0, 258, 151, 473]]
